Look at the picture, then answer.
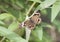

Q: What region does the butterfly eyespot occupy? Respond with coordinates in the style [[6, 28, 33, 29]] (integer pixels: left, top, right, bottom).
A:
[[37, 18, 41, 24], [29, 24, 34, 28], [24, 22, 27, 26]]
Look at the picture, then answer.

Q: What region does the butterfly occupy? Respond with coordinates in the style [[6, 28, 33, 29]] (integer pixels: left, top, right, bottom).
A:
[[19, 10, 41, 30]]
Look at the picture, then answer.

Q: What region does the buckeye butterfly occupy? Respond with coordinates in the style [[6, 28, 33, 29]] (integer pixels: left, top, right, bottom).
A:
[[19, 10, 41, 30]]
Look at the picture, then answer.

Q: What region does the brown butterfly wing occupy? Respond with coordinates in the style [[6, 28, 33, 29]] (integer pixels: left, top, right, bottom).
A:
[[24, 20, 36, 29], [30, 13, 41, 24], [19, 10, 41, 30]]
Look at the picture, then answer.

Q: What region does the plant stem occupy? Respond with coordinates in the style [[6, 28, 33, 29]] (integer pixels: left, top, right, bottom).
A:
[[25, 2, 36, 42], [0, 37, 5, 42], [26, 2, 36, 16], [26, 27, 31, 42]]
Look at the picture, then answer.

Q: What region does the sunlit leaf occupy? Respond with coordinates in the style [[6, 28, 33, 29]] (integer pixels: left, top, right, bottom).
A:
[[36, 0, 56, 10], [0, 26, 27, 42], [8, 21, 19, 31], [29, 0, 41, 3], [53, 20, 60, 32], [0, 21, 5, 25], [51, 0, 60, 22], [0, 13, 14, 20]]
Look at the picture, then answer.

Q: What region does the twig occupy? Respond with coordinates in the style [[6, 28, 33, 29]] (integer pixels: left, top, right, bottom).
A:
[[0, 37, 5, 42]]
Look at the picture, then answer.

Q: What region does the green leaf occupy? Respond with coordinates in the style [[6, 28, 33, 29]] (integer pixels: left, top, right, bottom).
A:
[[36, 0, 56, 10], [32, 26, 43, 40], [6, 7, 20, 18], [53, 20, 60, 32], [51, 0, 60, 22], [0, 26, 27, 42], [0, 21, 5, 25], [29, 0, 41, 3], [0, 13, 14, 20], [0, 5, 20, 19], [42, 32, 52, 42], [8, 21, 19, 31], [18, 12, 25, 22], [16, 1, 24, 9], [11, 0, 24, 9]]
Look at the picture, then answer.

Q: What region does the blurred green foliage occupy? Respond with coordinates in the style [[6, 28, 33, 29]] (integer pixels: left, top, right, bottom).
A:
[[0, 0, 60, 42]]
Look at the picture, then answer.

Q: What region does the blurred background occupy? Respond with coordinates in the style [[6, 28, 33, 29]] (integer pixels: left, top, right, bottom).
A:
[[0, 0, 60, 42]]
